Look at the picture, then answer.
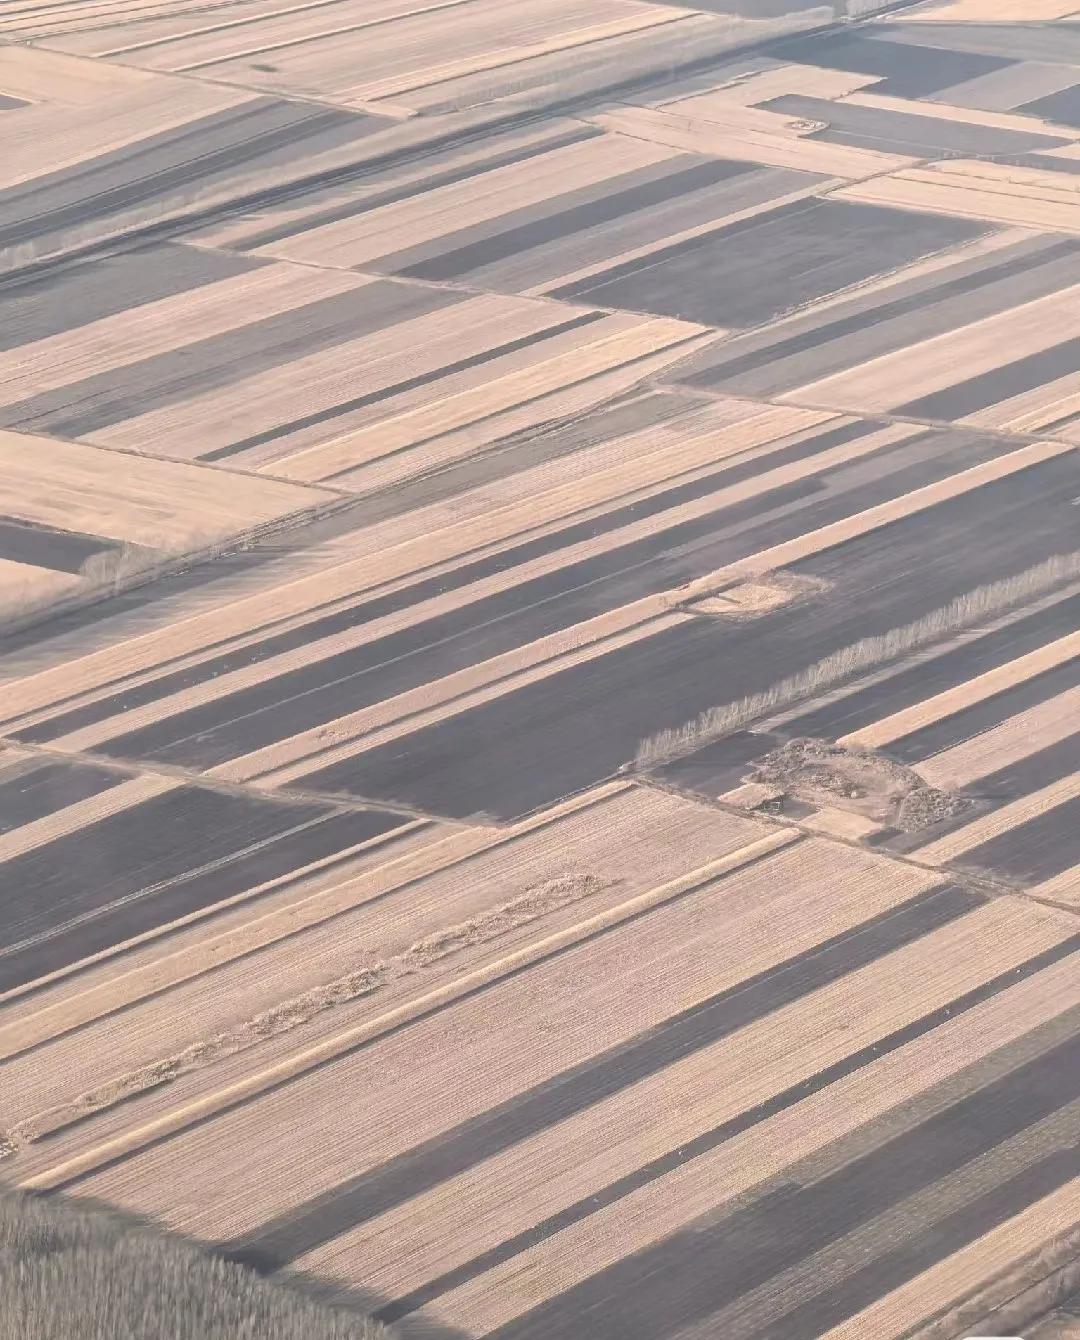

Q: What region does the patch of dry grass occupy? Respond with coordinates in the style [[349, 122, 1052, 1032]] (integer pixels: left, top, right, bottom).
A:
[[0, 1188, 387, 1340], [635, 552, 1080, 769], [5, 874, 607, 1149]]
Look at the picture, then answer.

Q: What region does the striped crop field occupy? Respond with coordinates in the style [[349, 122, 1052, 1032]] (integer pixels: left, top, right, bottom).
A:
[[0, 0, 1078, 1336]]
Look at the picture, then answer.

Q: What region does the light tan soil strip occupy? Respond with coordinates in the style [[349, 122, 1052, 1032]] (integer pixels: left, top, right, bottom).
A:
[[18, 829, 797, 1193], [0, 560, 83, 623], [916, 771, 1080, 865], [784, 282, 1080, 414], [0, 430, 327, 552], [587, 103, 915, 179], [271, 318, 698, 483], [0, 784, 628, 1054], [665, 63, 878, 111], [916, 686, 1080, 790], [0, 78, 251, 192], [0, 266, 369, 404], [335, 9, 693, 106], [425, 904, 1077, 1335], [800, 806, 883, 840], [0, 45, 157, 103], [837, 162, 1080, 237], [840, 627, 1080, 749], [311, 880, 1031, 1302], [257, 132, 679, 268], [820, 1177, 1080, 1340], [1027, 865, 1080, 909]]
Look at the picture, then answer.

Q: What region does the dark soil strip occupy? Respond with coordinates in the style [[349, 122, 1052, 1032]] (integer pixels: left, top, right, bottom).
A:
[[959, 794, 1080, 885], [380, 935, 1079, 1322], [228, 884, 983, 1271], [489, 1029, 1080, 1340], [0, 757, 123, 835], [0, 797, 401, 993], [0, 516, 120, 574]]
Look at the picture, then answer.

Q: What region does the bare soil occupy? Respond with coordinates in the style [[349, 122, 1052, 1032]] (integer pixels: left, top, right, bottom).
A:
[[749, 737, 972, 833]]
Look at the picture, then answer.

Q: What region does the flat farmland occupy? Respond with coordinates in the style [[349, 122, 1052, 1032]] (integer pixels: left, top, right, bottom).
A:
[[1, 1, 1079, 1337]]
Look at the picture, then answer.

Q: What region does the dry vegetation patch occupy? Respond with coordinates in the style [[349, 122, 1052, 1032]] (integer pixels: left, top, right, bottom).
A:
[[0, 1188, 386, 1340], [4, 874, 608, 1151], [682, 572, 828, 619]]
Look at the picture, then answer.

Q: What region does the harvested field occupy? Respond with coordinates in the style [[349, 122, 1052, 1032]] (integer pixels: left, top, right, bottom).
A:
[[2, 2, 1080, 1338]]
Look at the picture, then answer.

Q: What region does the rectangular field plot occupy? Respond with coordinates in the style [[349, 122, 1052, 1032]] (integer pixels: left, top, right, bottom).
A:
[[0, 785, 772, 1147], [234, 118, 829, 300], [671, 230, 1080, 402], [0, 51, 390, 269], [554, 198, 989, 330]]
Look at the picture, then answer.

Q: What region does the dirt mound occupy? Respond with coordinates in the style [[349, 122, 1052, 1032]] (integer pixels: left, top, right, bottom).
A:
[[750, 738, 971, 833]]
